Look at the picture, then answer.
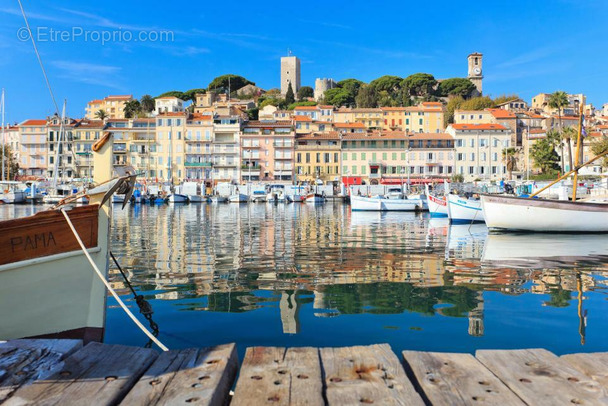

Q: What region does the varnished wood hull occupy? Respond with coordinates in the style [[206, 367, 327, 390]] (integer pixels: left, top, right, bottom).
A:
[[0, 204, 109, 341]]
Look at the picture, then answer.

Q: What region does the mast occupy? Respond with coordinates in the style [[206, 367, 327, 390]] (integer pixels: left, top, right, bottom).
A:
[[1, 88, 5, 181], [571, 101, 585, 201], [51, 100, 67, 189]]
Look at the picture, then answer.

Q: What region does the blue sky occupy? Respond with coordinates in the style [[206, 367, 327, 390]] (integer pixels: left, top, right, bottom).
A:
[[1, 0, 606, 123]]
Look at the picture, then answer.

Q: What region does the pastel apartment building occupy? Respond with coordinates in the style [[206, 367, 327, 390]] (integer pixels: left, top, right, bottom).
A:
[[294, 132, 341, 184], [18, 119, 48, 177], [85, 95, 134, 119], [241, 120, 295, 182]]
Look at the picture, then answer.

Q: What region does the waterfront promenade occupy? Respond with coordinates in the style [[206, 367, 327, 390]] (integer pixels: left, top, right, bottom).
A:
[[1, 339, 606, 405]]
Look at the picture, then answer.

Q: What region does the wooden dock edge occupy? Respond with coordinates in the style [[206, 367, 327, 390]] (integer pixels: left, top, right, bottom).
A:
[[1, 340, 607, 405]]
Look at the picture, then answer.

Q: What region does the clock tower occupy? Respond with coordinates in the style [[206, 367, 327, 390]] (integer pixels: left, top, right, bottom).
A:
[[467, 52, 483, 95]]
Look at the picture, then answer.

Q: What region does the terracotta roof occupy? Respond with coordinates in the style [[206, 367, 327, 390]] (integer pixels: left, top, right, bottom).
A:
[[294, 116, 312, 122], [156, 96, 181, 100], [342, 131, 408, 140], [334, 122, 366, 129], [529, 129, 546, 134], [157, 112, 187, 118], [296, 132, 340, 141], [408, 132, 454, 141], [20, 119, 47, 126], [244, 120, 293, 128], [381, 107, 407, 112], [421, 102, 443, 107], [107, 118, 129, 122], [487, 108, 516, 119], [451, 124, 508, 131], [294, 106, 320, 111], [454, 109, 492, 115], [87, 99, 103, 104], [588, 131, 602, 137], [351, 108, 383, 113], [318, 105, 334, 109]]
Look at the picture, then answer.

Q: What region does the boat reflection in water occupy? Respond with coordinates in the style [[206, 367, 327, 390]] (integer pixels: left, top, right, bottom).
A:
[[482, 233, 608, 269]]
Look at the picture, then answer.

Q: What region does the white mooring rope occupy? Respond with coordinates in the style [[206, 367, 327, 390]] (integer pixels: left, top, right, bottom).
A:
[[60, 208, 169, 351]]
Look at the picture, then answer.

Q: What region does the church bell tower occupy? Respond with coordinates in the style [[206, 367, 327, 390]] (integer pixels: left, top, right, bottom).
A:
[[467, 53, 483, 96]]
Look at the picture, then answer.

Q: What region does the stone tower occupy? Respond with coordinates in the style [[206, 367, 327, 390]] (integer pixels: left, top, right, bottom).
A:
[[314, 78, 337, 101], [281, 53, 301, 97], [467, 52, 483, 96]]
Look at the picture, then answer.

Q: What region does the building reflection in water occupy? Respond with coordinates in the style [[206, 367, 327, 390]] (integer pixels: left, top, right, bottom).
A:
[[107, 202, 608, 341]]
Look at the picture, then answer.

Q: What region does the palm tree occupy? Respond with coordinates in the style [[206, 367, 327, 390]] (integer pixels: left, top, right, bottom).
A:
[[124, 100, 141, 118], [548, 91, 570, 169], [95, 109, 108, 121], [561, 127, 577, 171], [502, 147, 518, 180], [140, 94, 155, 114]]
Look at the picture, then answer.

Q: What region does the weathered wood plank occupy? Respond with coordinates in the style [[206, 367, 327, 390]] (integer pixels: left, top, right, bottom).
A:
[[120, 343, 238, 406], [561, 352, 608, 389], [231, 346, 323, 406], [3, 342, 157, 406], [321, 344, 424, 406], [476, 349, 607, 406], [402, 350, 524, 405], [0, 339, 82, 403]]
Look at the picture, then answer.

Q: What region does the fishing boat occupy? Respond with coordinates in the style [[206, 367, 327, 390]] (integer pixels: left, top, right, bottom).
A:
[[446, 193, 485, 223], [43, 184, 82, 205], [0, 181, 26, 204], [385, 187, 404, 199], [251, 190, 267, 203], [481, 194, 608, 232], [0, 133, 135, 342], [407, 193, 428, 211], [167, 193, 189, 203], [304, 193, 325, 204], [425, 184, 448, 217], [182, 181, 204, 203], [112, 194, 126, 204], [229, 193, 249, 203], [350, 195, 418, 211], [287, 185, 306, 203], [210, 195, 228, 203], [266, 184, 286, 202]]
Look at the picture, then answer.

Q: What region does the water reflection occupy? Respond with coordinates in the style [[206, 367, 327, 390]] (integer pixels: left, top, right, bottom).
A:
[[1, 203, 606, 354]]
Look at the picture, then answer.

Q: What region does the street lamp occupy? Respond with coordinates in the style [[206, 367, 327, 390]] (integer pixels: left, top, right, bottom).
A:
[[400, 167, 405, 196]]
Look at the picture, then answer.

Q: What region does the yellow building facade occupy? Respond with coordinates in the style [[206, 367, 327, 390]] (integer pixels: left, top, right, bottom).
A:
[[294, 133, 341, 184]]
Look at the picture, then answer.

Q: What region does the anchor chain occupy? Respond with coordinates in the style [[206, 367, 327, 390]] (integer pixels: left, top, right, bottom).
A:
[[110, 251, 160, 348]]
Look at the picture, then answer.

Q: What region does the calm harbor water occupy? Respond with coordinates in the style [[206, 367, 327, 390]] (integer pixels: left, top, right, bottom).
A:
[[2, 202, 608, 358]]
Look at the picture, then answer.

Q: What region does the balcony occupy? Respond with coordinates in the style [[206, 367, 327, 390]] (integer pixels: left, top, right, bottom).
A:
[[241, 164, 261, 170], [213, 145, 236, 154], [184, 162, 213, 167], [213, 160, 236, 167], [273, 141, 293, 148], [274, 153, 293, 160], [113, 144, 127, 153]]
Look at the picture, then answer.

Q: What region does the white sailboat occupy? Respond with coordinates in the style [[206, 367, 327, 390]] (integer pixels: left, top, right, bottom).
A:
[[350, 195, 418, 211], [481, 194, 608, 232], [425, 183, 448, 217], [446, 193, 485, 223]]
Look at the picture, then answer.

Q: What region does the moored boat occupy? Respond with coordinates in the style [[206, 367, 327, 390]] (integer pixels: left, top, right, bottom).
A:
[[350, 195, 418, 211], [0, 133, 134, 342], [229, 193, 249, 203], [304, 193, 325, 204], [425, 184, 448, 217], [447, 193, 485, 223], [210, 195, 228, 203], [167, 193, 189, 203], [481, 193, 608, 232], [251, 190, 267, 203], [0, 181, 26, 204]]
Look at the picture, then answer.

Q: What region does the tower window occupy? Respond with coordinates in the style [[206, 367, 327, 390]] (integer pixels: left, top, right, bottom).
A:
[[475, 57, 478, 65]]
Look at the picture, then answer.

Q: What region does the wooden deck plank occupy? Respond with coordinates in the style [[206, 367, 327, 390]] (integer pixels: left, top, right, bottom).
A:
[[476, 348, 607, 406], [120, 343, 237, 406], [231, 346, 323, 406], [402, 350, 524, 405], [321, 344, 424, 406], [561, 352, 608, 389], [0, 339, 82, 404], [3, 342, 157, 406]]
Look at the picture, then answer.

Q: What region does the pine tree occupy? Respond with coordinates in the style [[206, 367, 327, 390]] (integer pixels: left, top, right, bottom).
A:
[[285, 83, 295, 105]]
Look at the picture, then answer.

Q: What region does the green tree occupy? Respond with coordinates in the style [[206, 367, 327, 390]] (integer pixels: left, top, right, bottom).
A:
[[549, 90, 570, 168], [369, 75, 402, 93], [182, 88, 206, 102], [297, 86, 314, 101], [156, 90, 186, 100], [531, 138, 560, 173], [323, 88, 352, 107], [437, 78, 476, 98], [287, 101, 317, 110], [561, 126, 577, 171], [445, 95, 464, 126], [124, 99, 141, 118], [337, 79, 364, 95], [493, 94, 520, 106], [355, 85, 378, 108], [377, 90, 396, 107], [246, 107, 259, 120], [501, 147, 518, 180], [591, 136, 608, 168], [1, 145, 19, 180], [95, 109, 108, 120], [401, 73, 437, 98], [207, 74, 254, 94], [285, 83, 295, 105], [265, 88, 281, 97], [140, 94, 155, 113], [460, 96, 494, 110]]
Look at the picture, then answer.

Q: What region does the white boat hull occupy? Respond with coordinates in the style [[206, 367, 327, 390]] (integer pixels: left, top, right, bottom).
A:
[[481, 194, 608, 232], [351, 195, 417, 211], [210, 196, 228, 203], [229, 193, 249, 203], [168, 193, 189, 203], [112, 194, 126, 204], [427, 194, 448, 217], [287, 194, 305, 203], [305, 194, 325, 204], [0, 190, 26, 204], [447, 194, 485, 223], [188, 194, 205, 203]]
